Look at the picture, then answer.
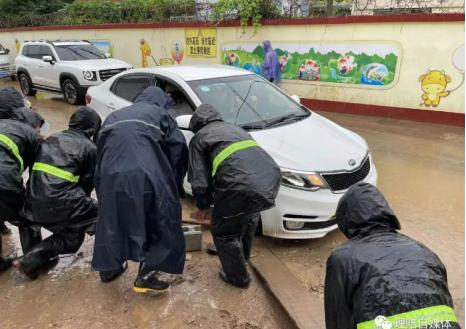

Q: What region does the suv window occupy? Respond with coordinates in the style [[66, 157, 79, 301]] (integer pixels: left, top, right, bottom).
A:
[[22, 45, 40, 58], [111, 74, 154, 102], [38, 45, 54, 58], [155, 78, 194, 118]]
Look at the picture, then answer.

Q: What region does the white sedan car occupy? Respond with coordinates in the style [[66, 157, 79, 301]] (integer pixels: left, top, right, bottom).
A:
[[87, 65, 377, 239]]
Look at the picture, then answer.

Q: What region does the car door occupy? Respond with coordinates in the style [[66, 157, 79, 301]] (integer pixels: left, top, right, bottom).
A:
[[108, 73, 155, 113], [22, 45, 42, 85], [151, 75, 196, 143], [38, 45, 60, 90]]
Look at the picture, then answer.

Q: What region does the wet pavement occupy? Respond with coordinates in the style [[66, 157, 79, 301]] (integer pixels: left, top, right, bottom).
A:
[[0, 80, 464, 328]]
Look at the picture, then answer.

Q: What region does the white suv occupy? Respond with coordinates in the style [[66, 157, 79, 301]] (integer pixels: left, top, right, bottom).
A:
[[15, 40, 132, 105]]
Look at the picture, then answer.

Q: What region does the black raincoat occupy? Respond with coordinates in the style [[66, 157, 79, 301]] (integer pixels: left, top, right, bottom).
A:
[[0, 88, 40, 214], [92, 87, 188, 274], [187, 104, 281, 218], [26, 106, 101, 232], [325, 183, 459, 329]]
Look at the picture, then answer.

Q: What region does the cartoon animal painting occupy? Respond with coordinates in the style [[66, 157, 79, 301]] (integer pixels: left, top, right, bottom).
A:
[[225, 52, 240, 67], [419, 70, 452, 107]]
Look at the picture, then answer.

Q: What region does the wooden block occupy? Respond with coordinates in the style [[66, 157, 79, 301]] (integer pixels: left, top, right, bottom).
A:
[[250, 240, 325, 329]]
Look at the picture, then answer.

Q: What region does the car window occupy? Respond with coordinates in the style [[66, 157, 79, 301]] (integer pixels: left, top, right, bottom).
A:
[[154, 78, 194, 118], [189, 75, 310, 128], [38, 45, 54, 58], [111, 74, 154, 102], [23, 45, 41, 59], [0, 44, 6, 54], [54, 44, 104, 61]]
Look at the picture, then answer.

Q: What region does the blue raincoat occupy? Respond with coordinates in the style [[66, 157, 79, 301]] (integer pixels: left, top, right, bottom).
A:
[[262, 40, 281, 83]]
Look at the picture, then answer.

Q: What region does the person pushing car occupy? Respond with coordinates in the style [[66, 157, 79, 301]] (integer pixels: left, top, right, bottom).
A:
[[14, 106, 101, 280], [188, 104, 281, 288]]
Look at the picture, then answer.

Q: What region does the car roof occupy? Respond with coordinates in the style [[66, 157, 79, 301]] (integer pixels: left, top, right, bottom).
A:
[[130, 65, 253, 81]]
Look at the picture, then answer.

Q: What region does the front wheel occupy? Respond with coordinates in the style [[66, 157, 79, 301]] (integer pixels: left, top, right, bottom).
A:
[[18, 73, 36, 96], [62, 79, 84, 105]]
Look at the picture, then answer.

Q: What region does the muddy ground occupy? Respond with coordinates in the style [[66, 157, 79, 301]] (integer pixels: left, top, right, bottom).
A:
[[0, 81, 464, 328]]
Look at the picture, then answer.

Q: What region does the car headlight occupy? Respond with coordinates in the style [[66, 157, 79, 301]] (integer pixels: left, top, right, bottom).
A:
[[281, 171, 327, 191], [83, 71, 96, 81]]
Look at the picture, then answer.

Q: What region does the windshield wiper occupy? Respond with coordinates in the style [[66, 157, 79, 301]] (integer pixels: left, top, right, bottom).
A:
[[240, 123, 266, 131], [265, 113, 309, 128]]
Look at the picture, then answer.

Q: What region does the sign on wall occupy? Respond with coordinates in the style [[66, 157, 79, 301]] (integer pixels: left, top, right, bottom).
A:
[[222, 42, 400, 87], [186, 28, 217, 58]]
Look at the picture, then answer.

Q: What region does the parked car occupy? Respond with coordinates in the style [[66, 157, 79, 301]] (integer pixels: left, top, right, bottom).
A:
[[87, 65, 378, 239], [0, 43, 15, 80], [15, 40, 132, 105]]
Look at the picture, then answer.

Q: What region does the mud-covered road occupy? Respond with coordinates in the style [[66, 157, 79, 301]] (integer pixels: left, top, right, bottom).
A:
[[0, 81, 463, 328]]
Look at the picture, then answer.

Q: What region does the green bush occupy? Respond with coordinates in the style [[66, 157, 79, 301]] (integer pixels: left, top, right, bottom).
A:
[[212, 0, 280, 30], [66, 0, 196, 25]]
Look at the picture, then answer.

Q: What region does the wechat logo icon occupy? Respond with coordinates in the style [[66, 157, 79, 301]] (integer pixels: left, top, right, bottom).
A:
[[374, 315, 392, 329]]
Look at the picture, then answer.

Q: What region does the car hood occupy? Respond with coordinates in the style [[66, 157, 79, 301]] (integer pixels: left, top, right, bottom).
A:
[[61, 58, 131, 70], [250, 113, 369, 172]]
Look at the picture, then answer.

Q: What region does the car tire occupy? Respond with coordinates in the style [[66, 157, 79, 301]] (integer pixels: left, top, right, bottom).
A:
[[18, 73, 36, 96], [62, 79, 84, 105]]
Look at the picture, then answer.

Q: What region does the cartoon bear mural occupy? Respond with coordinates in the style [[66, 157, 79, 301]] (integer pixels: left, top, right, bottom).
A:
[[419, 70, 452, 107]]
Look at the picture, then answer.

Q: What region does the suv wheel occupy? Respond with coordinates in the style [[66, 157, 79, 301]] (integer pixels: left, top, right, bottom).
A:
[[18, 73, 36, 96], [62, 79, 84, 105]]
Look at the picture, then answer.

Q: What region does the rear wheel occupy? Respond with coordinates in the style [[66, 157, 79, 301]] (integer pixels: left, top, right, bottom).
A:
[[62, 79, 84, 105], [18, 73, 36, 96]]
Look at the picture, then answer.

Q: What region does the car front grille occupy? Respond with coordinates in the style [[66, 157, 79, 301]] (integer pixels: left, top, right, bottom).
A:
[[99, 68, 126, 81], [322, 157, 371, 192]]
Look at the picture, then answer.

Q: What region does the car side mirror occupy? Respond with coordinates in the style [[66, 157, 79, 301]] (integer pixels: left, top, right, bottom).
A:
[[105, 52, 111, 58], [4, 48, 9, 54], [42, 55, 54, 64], [175, 115, 192, 130], [291, 95, 301, 104]]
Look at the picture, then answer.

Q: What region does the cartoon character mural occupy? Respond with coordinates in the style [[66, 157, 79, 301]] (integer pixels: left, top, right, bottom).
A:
[[242, 63, 261, 75], [139, 38, 152, 68], [15, 39, 21, 54], [419, 70, 452, 107], [299, 59, 320, 81], [338, 55, 356, 75], [360, 63, 389, 86], [171, 41, 184, 64], [225, 52, 240, 67], [279, 54, 289, 72]]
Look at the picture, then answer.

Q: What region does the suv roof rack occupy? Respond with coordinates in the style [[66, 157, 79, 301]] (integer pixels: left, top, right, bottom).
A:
[[23, 39, 90, 44]]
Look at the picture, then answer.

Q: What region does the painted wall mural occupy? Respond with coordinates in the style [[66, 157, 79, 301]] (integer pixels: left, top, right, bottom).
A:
[[171, 41, 185, 64], [139, 38, 153, 68], [89, 39, 114, 57], [418, 45, 465, 107], [222, 43, 400, 87]]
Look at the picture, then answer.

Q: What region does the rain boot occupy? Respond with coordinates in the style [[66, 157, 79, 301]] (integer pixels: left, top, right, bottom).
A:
[[133, 263, 169, 295], [99, 262, 128, 283]]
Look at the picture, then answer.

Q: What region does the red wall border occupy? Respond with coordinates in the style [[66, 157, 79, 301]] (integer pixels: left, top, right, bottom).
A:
[[302, 99, 465, 127], [0, 13, 463, 32]]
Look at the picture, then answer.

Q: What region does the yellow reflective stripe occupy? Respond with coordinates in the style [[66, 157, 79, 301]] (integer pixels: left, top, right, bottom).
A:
[[0, 133, 24, 172], [357, 305, 458, 329], [32, 162, 80, 183], [212, 140, 258, 177]]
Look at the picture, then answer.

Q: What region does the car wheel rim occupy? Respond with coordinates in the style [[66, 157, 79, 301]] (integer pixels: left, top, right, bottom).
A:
[[20, 76, 29, 94], [64, 83, 77, 103]]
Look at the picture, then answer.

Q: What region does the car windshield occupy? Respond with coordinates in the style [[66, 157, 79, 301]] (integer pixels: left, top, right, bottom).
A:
[[54, 44, 105, 61], [189, 75, 310, 129]]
